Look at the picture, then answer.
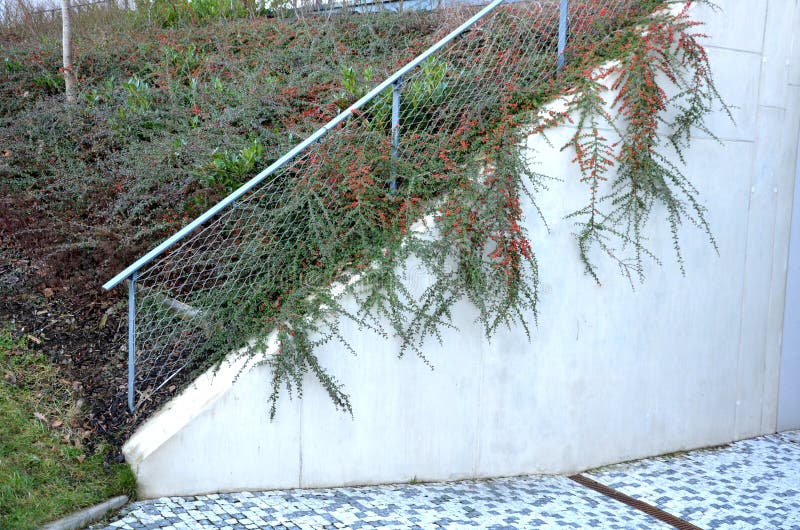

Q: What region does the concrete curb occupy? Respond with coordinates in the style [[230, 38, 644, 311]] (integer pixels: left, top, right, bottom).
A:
[[41, 495, 129, 530]]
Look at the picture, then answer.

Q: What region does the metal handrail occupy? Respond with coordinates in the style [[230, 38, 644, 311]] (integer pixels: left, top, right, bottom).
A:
[[103, 0, 507, 291], [105, 0, 574, 412]]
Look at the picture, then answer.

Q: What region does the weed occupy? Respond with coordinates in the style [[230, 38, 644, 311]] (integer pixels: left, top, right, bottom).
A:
[[3, 57, 23, 73], [32, 70, 61, 94], [122, 75, 153, 112], [194, 136, 266, 207]]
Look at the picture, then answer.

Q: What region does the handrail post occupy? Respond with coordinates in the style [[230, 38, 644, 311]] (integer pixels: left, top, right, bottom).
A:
[[128, 271, 137, 412], [557, 0, 569, 70], [102, 0, 507, 292], [390, 76, 402, 192]]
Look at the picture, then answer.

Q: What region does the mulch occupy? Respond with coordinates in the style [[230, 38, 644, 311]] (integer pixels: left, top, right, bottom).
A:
[[0, 241, 135, 454]]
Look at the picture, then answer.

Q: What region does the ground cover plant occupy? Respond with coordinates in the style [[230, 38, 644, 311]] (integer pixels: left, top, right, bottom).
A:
[[0, 323, 135, 529], [0, 0, 725, 434], [1, 3, 446, 432]]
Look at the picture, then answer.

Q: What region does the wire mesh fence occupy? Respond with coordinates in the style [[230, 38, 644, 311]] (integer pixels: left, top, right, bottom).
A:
[[0, 0, 121, 25], [104, 0, 654, 415]]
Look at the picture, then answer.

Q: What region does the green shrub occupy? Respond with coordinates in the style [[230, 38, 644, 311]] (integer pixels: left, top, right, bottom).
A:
[[140, 0, 252, 27], [122, 75, 153, 111], [197, 137, 266, 199]]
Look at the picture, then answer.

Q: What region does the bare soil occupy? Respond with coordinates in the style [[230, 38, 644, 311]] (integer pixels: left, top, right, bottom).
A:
[[0, 239, 134, 454]]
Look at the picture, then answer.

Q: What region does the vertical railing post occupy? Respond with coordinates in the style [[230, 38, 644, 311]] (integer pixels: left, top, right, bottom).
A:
[[557, 0, 569, 70], [390, 76, 402, 192], [127, 271, 137, 412]]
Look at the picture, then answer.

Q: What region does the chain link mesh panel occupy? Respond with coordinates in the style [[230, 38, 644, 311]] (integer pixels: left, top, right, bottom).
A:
[[124, 0, 652, 414]]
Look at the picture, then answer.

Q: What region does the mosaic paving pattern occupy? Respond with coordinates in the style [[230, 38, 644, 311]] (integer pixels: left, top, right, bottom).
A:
[[101, 431, 800, 529], [100, 475, 670, 529], [588, 431, 800, 530]]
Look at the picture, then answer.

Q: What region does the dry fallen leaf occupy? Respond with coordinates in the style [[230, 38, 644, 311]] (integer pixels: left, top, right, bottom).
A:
[[50, 420, 63, 428], [77, 454, 86, 463], [43, 287, 54, 297]]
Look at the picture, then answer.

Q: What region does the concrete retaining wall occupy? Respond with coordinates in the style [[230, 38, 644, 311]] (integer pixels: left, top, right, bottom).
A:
[[779, 132, 800, 431], [123, 0, 800, 498]]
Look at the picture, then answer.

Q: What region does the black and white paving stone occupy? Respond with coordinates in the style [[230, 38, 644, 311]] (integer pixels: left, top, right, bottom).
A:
[[100, 431, 800, 529], [101, 477, 669, 529], [587, 430, 800, 530]]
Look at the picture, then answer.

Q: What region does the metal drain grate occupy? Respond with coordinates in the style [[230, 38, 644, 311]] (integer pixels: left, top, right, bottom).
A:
[[569, 474, 704, 530]]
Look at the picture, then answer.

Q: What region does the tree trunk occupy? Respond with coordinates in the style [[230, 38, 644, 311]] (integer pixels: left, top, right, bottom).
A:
[[61, 0, 76, 104]]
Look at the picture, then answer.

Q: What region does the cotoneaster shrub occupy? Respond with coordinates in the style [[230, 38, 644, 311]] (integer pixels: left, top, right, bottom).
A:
[[251, 0, 729, 415], [0, 1, 727, 420]]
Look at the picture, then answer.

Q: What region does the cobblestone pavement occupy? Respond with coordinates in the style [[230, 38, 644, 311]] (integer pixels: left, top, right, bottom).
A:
[[587, 430, 800, 530], [102, 431, 799, 529]]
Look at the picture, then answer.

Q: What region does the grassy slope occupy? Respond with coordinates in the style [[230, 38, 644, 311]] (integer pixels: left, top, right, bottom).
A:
[[0, 7, 442, 292], [0, 328, 135, 530], [0, 5, 446, 436], [0, 0, 673, 434]]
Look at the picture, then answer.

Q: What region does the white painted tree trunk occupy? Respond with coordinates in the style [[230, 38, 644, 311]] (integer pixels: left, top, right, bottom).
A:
[[61, 0, 76, 104]]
